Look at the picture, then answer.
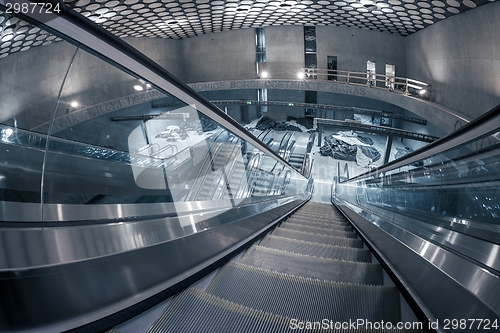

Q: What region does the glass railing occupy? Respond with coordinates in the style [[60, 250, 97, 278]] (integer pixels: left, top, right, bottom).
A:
[[0, 6, 310, 223], [334, 104, 500, 243]]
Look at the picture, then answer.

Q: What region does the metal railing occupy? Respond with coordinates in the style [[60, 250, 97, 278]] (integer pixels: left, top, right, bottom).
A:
[[313, 118, 439, 143], [302, 68, 431, 100]]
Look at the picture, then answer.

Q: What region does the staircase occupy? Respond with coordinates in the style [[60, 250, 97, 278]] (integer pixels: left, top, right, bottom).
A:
[[190, 143, 239, 201], [117, 202, 425, 333], [288, 152, 305, 172]]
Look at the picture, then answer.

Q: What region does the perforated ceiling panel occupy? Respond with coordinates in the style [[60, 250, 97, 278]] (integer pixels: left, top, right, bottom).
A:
[[0, 0, 497, 59]]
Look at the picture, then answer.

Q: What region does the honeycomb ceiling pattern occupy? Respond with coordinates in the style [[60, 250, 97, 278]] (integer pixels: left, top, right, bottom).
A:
[[0, 0, 497, 59]]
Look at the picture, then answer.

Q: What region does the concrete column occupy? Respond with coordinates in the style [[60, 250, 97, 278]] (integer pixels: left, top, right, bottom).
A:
[[383, 135, 394, 164], [317, 123, 323, 147]]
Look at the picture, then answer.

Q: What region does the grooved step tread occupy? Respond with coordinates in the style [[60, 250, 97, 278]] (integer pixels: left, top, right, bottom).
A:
[[287, 215, 349, 225], [148, 288, 424, 333], [259, 235, 372, 263], [148, 288, 292, 333], [292, 213, 348, 222], [284, 220, 352, 232], [272, 228, 363, 248], [206, 262, 400, 323], [241, 246, 383, 285], [279, 223, 357, 238], [293, 211, 347, 220]]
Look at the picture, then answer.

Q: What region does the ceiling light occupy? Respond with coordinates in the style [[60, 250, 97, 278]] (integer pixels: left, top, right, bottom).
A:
[[4, 128, 13, 137], [1, 34, 13, 42], [146, 83, 152, 88], [260, 71, 269, 78], [70, 101, 79, 108], [134, 85, 144, 91], [419, 89, 427, 95]]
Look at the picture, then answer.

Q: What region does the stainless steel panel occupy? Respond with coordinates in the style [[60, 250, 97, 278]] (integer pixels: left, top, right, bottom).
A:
[[335, 199, 500, 333], [0, 193, 297, 222], [360, 204, 500, 272], [0, 195, 302, 270], [0, 197, 307, 332]]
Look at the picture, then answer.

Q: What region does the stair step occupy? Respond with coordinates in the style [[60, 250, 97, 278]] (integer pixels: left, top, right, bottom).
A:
[[293, 211, 346, 219], [285, 218, 351, 227], [241, 246, 383, 285], [148, 288, 424, 333], [284, 219, 352, 231], [279, 223, 357, 239], [259, 235, 372, 263], [272, 229, 363, 248], [148, 288, 292, 333], [206, 262, 400, 323], [292, 213, 347, 222]]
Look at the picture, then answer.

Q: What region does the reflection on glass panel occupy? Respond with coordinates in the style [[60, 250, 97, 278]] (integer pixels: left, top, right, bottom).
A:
[[43, 44, 225, 205], [0, 9, 309, 224], [39, 43, 308, 207], [336, 127, 500, 242], [0, 9, 77, 211]]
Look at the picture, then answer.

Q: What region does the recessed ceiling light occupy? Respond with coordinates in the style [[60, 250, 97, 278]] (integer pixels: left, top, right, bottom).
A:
[[1, 34, 14, 42]]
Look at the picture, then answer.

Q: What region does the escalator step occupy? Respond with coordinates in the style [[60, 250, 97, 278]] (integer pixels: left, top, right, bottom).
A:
[[279, 223, 357, 239], [259, 235, 372, 263], [206, 262, 400, 323], [148, 288, 424, 333], [148, 288, 292, 333], [293, 211, 347, 220], [241, 246, 382, 285], [284, 220, 352, 231], [293, 212, 347, 219], [272, 229, 363, 248], [298, 203, 337, 210], [285, 219, 350, 230]]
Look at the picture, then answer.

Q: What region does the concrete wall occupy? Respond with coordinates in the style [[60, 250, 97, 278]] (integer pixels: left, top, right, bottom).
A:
[[180, 29, 256, 83], [405, 1, 500, 119], [125, 37, 184, 80], [265, 25, 305, 79], [199, 89, 258, 123], [316, 26, 407, 78]]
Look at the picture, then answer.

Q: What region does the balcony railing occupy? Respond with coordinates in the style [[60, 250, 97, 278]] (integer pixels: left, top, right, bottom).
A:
[[302, 68, 431, 100]]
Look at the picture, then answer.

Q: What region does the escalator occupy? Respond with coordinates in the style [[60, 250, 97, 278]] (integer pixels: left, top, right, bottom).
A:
[[220, 159, 247, 200], [288, 150, 305, 170], [186, 139, 243, 201], [3, 4, 500, 333], [114, 202, 423, 333]]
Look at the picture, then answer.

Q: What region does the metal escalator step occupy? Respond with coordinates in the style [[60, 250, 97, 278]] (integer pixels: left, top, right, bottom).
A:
[[272, 228, 363, 248], [286, 220, 350, 230], [284, 219, 352, 231], [279, 223, 357, 239], [293, 211, 347, 220], [298, 203, 337, 210], [148, 288, 425, 333], [292, 213, 347, 221], [148, 288, 292, 333], [259, 235, 372, 263], [241, 246, 383, 285], [206, 262, 400, 323]]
